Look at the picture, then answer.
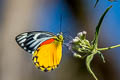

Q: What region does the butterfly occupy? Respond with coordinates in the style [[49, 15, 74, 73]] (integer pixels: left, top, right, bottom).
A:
[[15, 31, 63, 72]]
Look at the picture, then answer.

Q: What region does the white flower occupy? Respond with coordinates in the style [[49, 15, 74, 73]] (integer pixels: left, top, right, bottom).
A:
[[82, 31, 87, 35], [75, 36, 79, 40], [73, 53, 82, 58], [77, 32, 83, 37], [73, 38, 79, 42]]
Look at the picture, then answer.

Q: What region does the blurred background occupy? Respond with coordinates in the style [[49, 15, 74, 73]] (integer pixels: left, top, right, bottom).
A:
[[0, 0, 120, 80]]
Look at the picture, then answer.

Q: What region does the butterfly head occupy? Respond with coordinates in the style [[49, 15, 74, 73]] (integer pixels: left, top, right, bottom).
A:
[[56, 32, 63, 42]]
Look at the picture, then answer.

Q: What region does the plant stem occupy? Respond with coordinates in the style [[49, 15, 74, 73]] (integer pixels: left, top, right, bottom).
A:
[[94, 0, 99, 8], [97, 44, 120, 51]]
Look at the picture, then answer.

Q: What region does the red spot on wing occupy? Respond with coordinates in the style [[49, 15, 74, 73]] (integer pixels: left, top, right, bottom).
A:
[[40, 38, 55, 46]]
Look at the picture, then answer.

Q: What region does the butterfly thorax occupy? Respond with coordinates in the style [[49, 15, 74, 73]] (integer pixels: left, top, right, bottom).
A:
[[55, 32, 63, 42]]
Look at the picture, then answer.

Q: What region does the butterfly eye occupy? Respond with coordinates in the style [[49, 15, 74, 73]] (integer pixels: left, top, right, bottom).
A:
[[57, 35, 59, 38], [57, 32, 63, 38], [56, 35, 63, 42], [56, 34, 61, 39]]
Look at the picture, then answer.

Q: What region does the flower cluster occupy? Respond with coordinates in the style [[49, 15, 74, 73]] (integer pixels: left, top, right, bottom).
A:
[[68, 31, 92, 58], [66, 5, 119, 80], [67, 6, 118, 80]]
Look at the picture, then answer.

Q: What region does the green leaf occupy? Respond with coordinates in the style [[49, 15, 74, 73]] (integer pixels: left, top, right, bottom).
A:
[[92, 6, 112, 49], [94, 0, 99, 8], [98, 52, 106, 63], [86, 53, 98, 80]]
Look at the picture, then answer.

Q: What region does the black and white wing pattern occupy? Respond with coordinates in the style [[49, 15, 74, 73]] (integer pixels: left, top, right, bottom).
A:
[[15, 31, 55, 54]]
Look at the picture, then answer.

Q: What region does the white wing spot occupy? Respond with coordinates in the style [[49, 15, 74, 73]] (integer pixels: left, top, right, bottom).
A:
[[33, 33, 41, 40], [22, 33, 28, 36], [24, 47, 27, 50], [19, 39, 26, 44], [29, 40, 40, 48], [17, 35, 27, 41], [32, 51, 34, 54], [21, 43, 24, 46], [28, 50, 31, 53]]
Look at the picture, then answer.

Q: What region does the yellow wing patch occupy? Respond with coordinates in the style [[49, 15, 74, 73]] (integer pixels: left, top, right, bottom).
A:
[[32, 40, 62, 72]]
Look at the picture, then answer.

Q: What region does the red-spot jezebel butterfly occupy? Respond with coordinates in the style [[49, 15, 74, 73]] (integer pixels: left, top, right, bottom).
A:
[[15, 31, 63, 72]]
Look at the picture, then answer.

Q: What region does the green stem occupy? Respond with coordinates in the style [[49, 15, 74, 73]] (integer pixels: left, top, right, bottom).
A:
[[86, 53, 98, 80], [97, 44, 120, 51], [94, 0, 99, 8]]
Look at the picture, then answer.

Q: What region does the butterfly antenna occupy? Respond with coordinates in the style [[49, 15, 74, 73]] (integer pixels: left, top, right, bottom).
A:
[[60, 15, 63, 32]]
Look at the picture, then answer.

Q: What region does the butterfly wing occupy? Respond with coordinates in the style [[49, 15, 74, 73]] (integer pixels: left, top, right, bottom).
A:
[[32, 38, 62, 72], [15, 31, 55, 54]]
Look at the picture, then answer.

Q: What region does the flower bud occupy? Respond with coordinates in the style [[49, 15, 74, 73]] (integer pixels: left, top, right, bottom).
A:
[[73, 37, 80, 42], [82, 31, 87, 35], [77, 32, 83, 37], [73, 53, 82, 58]]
